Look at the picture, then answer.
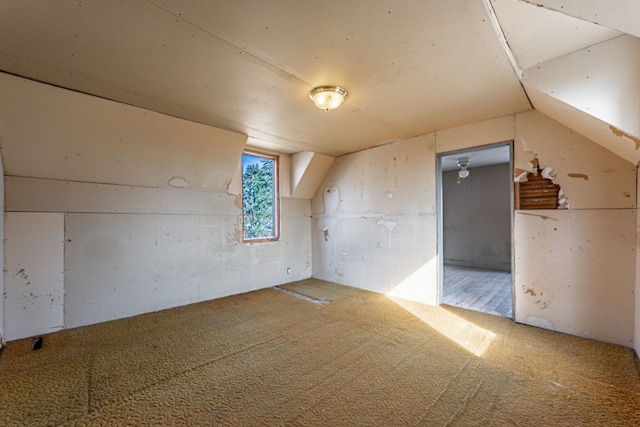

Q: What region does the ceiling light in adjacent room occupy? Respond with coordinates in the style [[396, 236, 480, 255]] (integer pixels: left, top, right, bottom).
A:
[[309, 86, 348, 111], [457, 157, 470, 184]]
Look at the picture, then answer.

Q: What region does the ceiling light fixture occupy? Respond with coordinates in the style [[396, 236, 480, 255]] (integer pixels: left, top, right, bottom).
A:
[[309, 86, 348, 111], [456, 157, 470, 184]]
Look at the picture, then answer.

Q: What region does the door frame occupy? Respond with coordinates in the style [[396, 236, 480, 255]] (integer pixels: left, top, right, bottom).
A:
[[436, 141, 515, 319]]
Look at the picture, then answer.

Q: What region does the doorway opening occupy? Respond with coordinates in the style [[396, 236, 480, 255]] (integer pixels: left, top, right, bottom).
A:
[[437, 143, 514, 318]]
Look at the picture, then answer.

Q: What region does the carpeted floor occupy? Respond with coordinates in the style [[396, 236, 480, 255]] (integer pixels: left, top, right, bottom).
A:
[[1, 279, 639, 426]]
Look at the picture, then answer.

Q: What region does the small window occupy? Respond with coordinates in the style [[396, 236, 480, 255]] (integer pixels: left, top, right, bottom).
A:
[[242, 151, 279, 242]]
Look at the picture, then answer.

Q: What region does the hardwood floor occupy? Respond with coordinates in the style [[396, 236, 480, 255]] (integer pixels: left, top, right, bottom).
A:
[[442, 264, 513, 318]]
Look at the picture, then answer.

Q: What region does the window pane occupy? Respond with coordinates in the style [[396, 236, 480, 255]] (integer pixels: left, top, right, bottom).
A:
[[242, 152, 278, 241]]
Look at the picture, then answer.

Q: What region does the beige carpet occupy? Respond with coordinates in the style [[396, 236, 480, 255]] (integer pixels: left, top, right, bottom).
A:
[[1, 279, 639, 426]]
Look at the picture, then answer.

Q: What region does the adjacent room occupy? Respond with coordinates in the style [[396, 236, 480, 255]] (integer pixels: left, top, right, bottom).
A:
[[440, 144, 513, 318], [1, 0, 639, 425]]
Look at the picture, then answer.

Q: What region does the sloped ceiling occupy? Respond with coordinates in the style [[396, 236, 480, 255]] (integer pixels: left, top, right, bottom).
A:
[[0, 0, 530, 157], [490, 0, 640, 164], [490, 0, 621, 71], [0, 0, 637, 160], [520, 0, 640, 38]]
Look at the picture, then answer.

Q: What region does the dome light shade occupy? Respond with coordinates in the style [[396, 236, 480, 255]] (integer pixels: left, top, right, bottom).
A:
[[456, 157, 470, 184], [309, 86, 348, 111]]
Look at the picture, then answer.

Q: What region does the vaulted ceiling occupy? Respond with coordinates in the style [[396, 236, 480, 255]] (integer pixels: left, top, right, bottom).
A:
[[1, 0, 638, 159]]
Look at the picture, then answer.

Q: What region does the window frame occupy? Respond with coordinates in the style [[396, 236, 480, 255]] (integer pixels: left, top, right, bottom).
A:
[[241, 150, 280, 243]]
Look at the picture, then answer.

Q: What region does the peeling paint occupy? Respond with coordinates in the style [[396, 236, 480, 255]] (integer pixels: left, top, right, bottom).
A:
[[567, 173, 589, 181], [557, 189, 570, 209], [514, 168, 528, 183], [531, 157, 540, 171], [540, 166, 555, 180], [321, 226, 330, 242], [609, 125, 640, 150]]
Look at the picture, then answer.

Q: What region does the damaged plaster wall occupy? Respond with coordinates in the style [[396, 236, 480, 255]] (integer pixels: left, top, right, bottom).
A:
[[0, 73, 312, 339], [513, 110, 636, 209], [314, 110, 636, 347], [311, 135, 438, 305], [514, 111, 635, 346], [440, 110, 635, 346]]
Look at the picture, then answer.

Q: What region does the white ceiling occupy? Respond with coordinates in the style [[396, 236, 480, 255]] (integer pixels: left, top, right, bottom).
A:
[[440, 144, 511, 172], [490, 0, 621, 71], [0, 0, 631, 158]]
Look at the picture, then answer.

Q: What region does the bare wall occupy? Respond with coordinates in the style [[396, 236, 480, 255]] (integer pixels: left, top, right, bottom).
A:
[[313, 111, 636, 347], [311, 135, 438, 305], [442, 163, 511, 271], [0, 73, 312, 339], [637, 172, 640, 355], [0, 153, 4, 345]]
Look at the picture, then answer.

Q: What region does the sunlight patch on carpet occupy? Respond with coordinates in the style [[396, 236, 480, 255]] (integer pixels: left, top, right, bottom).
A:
[[389, 297, 497, 357]]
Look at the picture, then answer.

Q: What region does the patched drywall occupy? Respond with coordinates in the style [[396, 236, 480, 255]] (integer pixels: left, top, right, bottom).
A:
[[515, 210, 635, 346], [4, 213, 64, 341], [311, 135, 438, 305], [443, 164, 511, 271], [0, 74, 312, 339], [62, 206, 310, 328], [514, 110, 636, 209], [0, 73, 246, 190], [513, 111, 636, 346], [314, 112, 636, 347]]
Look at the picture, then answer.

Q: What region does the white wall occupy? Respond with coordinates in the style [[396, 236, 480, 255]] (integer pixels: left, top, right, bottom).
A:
[[313, 111, 636, 347], [0, 73, 312, 338], [311, 135, 438, 305], [2, 70, 637, 349], [0, 153, 4, 345], [515, 209, 635, 346], [442, 164, 511, 271], [4, 213, 64, 340], [637, 173, 640, 355], [444, 111, 636, 347]]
